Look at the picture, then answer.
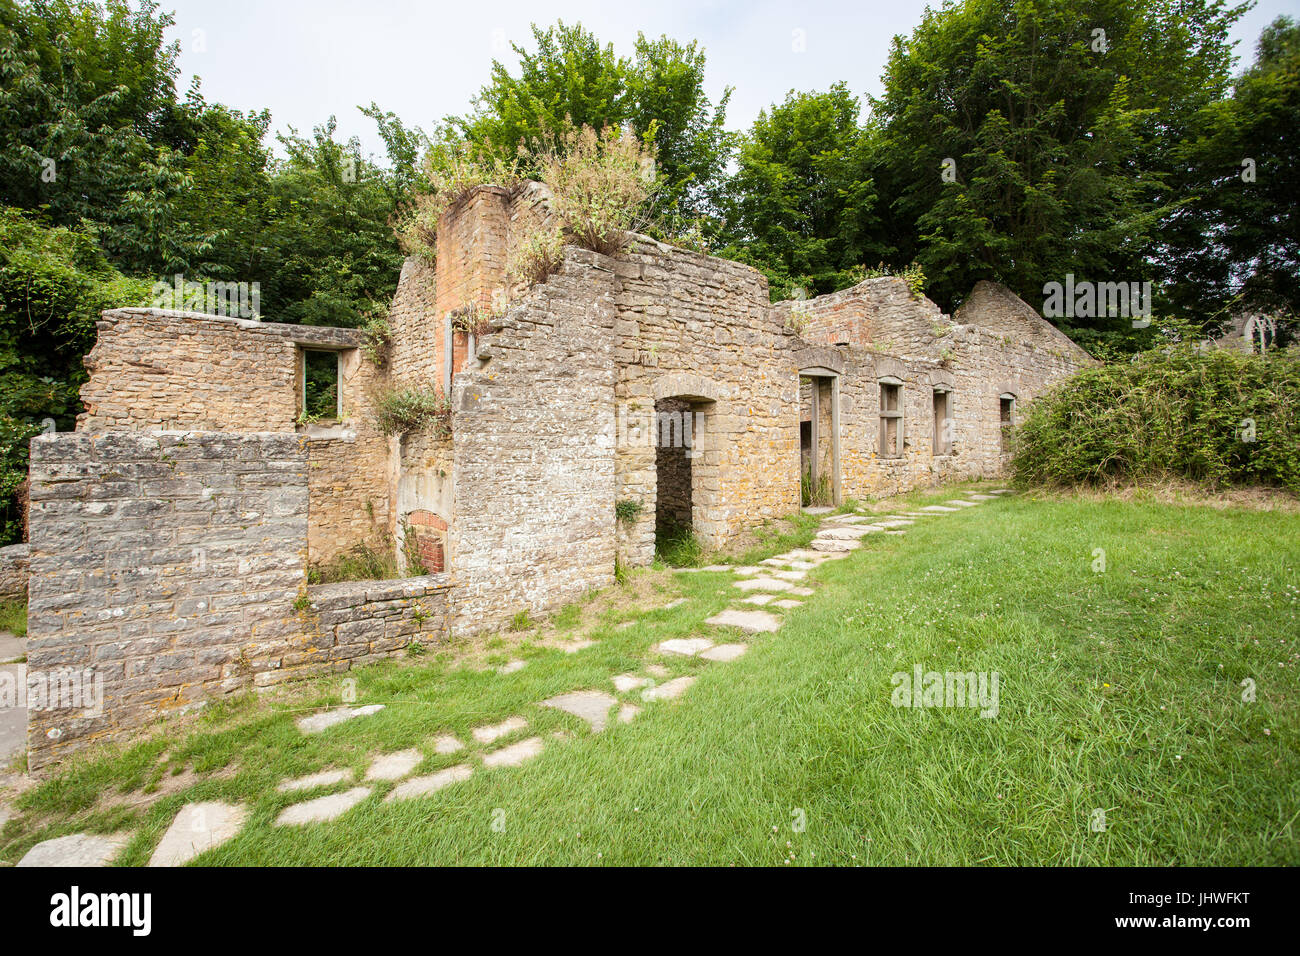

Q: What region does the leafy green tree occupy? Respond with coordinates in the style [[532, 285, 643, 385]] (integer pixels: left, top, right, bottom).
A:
[[869, 0, 1247, 326], [1161, 15, 1300, 321], [716, 83, 885, 297]]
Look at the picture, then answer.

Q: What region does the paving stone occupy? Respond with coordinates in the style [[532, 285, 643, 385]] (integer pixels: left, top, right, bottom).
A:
[[733, 576, 794, 592], [760, 557, 791, 567], [740, 593, 776, 605], [874, 519, 914, 528], [732, 566, 765, 575], [149, 802, 247, 866], [967, 493, 998, 500], [772, 600, 803, 609], [811, 538, 859, 552], [497, 659, 527, 674], [657, 637, 714, 657], [802, 506, 834, 515], [385, 765, 473, 803], [818, 525, 878, 539], [433, 734, 464, 755], [365, 748, 424, 782], [646, 664, 670, 677], [612, 673, 649, 693], [276, 787, 371, 826], [659, 598, 687, 610], [0, 632, 22, 664], [472, 716, 527, 744], [541, 690, 619, 732], [483, 737, 544, 768], [559, 639, 597, 654], [945, 499, 979, 507], [617, 704, 640, 724], [920, 505, 960, 513], [787, 587, 815, 596], [885, 530, 907, 536], [642, 676, 695, 701], [768, 569, 807, 581], [988, 489, 1011, 494], [277, 769, 352, 793], [705, 608, 782, 633], [297, 704, 385, 734], [699, 643, 748, 662], [18, 832, 130, 868]]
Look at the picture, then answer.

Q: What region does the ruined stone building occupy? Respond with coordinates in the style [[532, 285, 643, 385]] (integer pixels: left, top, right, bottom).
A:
[[19, 183, 1091, 767]]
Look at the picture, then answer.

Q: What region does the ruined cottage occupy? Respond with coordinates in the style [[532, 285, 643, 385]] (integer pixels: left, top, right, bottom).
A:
[[20, 183, 1091, 767]]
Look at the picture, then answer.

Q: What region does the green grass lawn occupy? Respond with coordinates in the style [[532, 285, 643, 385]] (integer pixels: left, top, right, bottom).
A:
[[2, 484, 1297, 865]]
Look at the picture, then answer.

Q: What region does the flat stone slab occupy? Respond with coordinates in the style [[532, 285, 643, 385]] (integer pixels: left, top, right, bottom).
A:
[[732, 566, 765, 575], [541, 690, 619, 732], [612, 673, 649, 693], [646, 663, 670, 677], [297, 704, 385, 734], [497, 659, 527, 674], [19, 832, 130, 867], [278, 769, 352, 793], [788, 587, 815, 596], [826, 514, 869, 524], [657, 637, 714, 656], [617, 704, 640, 724], [768, 569, 808, 581], [885, 530, 907, 536], [740, 593, 776, 605], [874, 519, 914, 528], [802, 506, 834, 515], [733, 576, 794, 592], [472, 716, 527, 744], [276, 787, 372, 826], [659, 598, 687, 610], [559, 639, 596, 654], [811, 538, 859, 552], [385, 764, 473, 803], [967, 493, 998, 500], [705, 609, 781, 633], [945, 499, 979, 507], [920, 505, 960, 512], [483, 737, 544, 768], [678, 564, 730, 572], [365, 748, 424, 781], [0, 632, 22, 664], [818, 525, 878, 539], [643, 676, 695, 701], [988, 489, 1011, 494], [699, 643, 748, 662], [149, 802, 247, 866], [773, 599, 803, 609], [433, 734, 464, 755]]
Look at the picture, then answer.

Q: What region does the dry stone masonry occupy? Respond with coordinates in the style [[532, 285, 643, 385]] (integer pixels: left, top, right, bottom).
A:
[[21, 178, 1088, 768]]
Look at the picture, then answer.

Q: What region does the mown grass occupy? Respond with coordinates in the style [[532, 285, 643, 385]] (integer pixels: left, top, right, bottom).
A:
[[2, 484, 1296, 865], [0, 600, 26, 637]]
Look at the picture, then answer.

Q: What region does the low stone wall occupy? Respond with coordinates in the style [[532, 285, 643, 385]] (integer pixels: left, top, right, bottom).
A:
[[299, 575, 451, 672], [0, 544, 28, 603]]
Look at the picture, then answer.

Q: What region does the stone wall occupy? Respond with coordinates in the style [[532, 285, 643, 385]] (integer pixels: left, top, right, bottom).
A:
[[299, 575, 451, 670], [448, 247, 618, 634], [0, 543, 28, 602], [76, 308, 390, 565], [25, 431, 309, 769]]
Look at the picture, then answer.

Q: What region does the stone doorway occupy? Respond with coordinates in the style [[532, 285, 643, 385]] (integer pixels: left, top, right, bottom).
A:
[[799, 369, 840, 507], [651, 383, 721, 557]]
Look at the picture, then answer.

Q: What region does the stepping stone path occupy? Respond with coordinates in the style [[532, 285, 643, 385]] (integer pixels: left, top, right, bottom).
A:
[[741, 593, 777, 605], [483, 737, 544, 768], [473, 716, 527, 744], [811, 538, 860, 551], [733, 576, 795, 591], [699, 643, 747, 662], [921, 505, 960, 513], [297, 704, 385, 735], [276, 787, 371, 826], [705, 608, 782, 634], [278, 769, 352, 793], [386, 765, 472, 803], [657, 637, 714, 656], [618, 704, 640, 724], [642, 676, 695, 701], [149, 801, 247, 866], [660, 598, 687, 610], [541, 690, 619, 732], [18, 832, 130, 867], [946, 499, 978, 507], [365, 749, 424, 782], [773, 599, 803, 609], [612, 673, 649, 692]]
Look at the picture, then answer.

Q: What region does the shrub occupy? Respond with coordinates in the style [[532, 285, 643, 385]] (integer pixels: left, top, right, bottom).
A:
[[449, 302, 505, 338], [1011, 344, 1300, 492], [532, 121, 657, 257], [508, 226, 565, 285], [359, 313, 391, 367], [373, 387, 452, 439], [307, 542, 401, 584]]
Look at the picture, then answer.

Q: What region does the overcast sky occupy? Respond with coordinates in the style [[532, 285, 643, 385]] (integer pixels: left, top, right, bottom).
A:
[[162, 0, 1299, 160]]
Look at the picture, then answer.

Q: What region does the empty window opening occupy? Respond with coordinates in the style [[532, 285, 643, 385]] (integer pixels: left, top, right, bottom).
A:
[[999, 393, 1016, 452], [933, 387, 953, 455], [302, 349, 340, 422], [879, 380, 903, 458], [800, 375, 836, 506]]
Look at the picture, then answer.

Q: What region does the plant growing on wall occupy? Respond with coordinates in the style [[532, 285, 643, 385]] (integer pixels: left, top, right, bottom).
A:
[[508, 226, 565, 285], [373, 387, 453, 439], [450, 302, 505, 338], [399, 515, 429, 575], [360, 313, 392, 367], [615, 498, 644, 523]]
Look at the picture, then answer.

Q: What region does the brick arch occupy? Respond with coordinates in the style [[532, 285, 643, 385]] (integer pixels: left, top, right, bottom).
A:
[[404, 509, 446, 574]]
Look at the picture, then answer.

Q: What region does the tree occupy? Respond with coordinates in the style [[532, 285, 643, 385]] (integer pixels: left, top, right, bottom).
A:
[[717, 84, 885, 297], [1161, 15, 1300, 321], [869, 0, 1248, 330]]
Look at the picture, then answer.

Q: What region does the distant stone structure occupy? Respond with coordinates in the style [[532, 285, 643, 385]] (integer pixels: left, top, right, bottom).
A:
[[21, 182, 1091, 767]]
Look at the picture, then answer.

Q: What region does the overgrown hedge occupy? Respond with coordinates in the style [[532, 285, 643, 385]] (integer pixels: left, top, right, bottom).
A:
[[1011, 345, 1300, 492]]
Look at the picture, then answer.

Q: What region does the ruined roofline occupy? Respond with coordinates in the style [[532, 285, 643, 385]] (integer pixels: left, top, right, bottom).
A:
[[954, 280, 1096, 363], [96, 307, 365, 349]]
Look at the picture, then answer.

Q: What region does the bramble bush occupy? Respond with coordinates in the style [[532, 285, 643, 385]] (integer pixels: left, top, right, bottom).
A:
[[1011, 344, 1300, 492]]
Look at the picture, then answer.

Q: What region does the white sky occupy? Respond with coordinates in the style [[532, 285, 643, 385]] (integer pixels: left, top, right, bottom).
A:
[[163, 0, 1300, 161]]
